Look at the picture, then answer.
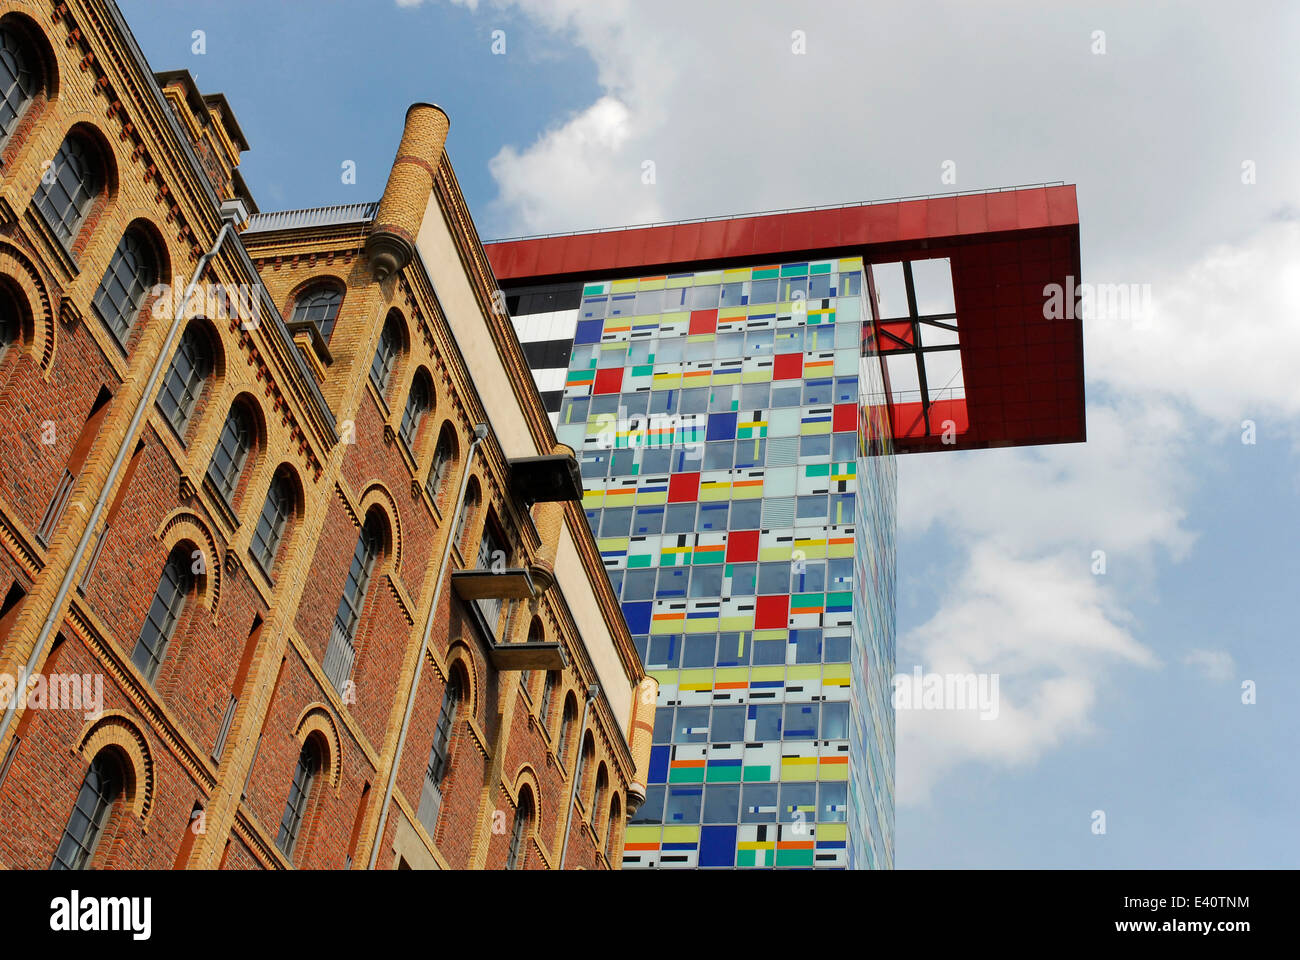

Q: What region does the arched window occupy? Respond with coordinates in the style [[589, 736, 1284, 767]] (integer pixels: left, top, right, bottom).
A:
[[157, 324, 211, 437], [593, 764, 609, 835], [51, 752, 122, 870], [425, 424, 457, 504], [0, 22, 38, 142], [275, 738, 322, 860], [369, 311, 402, 394], [34, 133, 99, 245], [575, 735, 595, 811], [454, 478, 479, 552], [397, 372, 432, 450], [324, 511, 383, 692], [289, 284, 342, 341], [538, 671, 556, 726], [605, 795, 622, 862], [92, 228, 157, 348], [417, 671, 462, 835], [558, 694, 578, 767], [131, 543, 195, 683], [507, 788, 533, 870], [206, 403, 254, 503], [251, 469, 294, 572], [0, 279, 20, 360]]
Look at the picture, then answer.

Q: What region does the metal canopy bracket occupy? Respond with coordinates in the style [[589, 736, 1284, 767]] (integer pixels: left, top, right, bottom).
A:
[[508, 454, 583, 504], [486, 641, 566, 672], [450, 568, 535, 600]]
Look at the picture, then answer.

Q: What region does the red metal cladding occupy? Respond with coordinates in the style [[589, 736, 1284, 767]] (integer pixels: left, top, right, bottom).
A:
[[486, 185, 1084, 454]]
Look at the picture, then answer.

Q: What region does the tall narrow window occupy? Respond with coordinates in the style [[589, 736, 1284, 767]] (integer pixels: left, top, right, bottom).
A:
[[92, 229, 157, 348], [157, 325, 211, 437], [131, 544, 194, 682], [425, 425, 456, 504], [289, 285, 342, 341], [206, 404, 253, 503], [323, 513, 382, 692], [397, 373, 431, 450], [506, 791, 532, 870], [33, 134, 98, 245], [605, 795, 621, 862], [369, 312, 402, 394], [417, 675, 461, 836], [475, 517, 509, 633], [250, 470, 294, 573], [538, 671, 556, 726], [558, 696, 577, 768], [275, 740, 321, 860], [593, 765, 609, 836], [575, 736, 594, 811], [454, 479, 479, 552], [51, 753, 121, 870], [0, 282, 18, 359], [0, 24, 36, 142]]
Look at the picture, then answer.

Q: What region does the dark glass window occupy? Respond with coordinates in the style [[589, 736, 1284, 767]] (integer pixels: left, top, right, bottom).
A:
[[0, 25, 36, 140], [822, 701, 850, 740], [369, 313, 402, 394], [506, 792, 531, 869], [205, 405, 254, 503], [92, 230, 156, 347], [51, 754, 119, 870], [710, 705, 746, 743], [157, 326, 210, 437], [538, 671, 556, 723], [34, 135, 98, 245], [251, 472, 293, 572], [335, 514, 381, 641], [630, 784, 665, 824], [426, 427, 455, 502], [742, 783, 777, 823], [703, 784, 740, 824], [131, 544, 193, 682], [0, 282, 19, 358], [275, 741, 320, 858], [398, 375, 431, 450], [289, 285, 342, 340], [426, 677, 461, 787], [558, 698, 577, 766]]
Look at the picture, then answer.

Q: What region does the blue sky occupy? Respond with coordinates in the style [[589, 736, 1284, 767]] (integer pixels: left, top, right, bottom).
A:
[[119, 0, 1300, 867]]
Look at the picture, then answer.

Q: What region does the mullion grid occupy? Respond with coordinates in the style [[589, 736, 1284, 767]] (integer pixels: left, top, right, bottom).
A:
[[51, 757, 116, 870]]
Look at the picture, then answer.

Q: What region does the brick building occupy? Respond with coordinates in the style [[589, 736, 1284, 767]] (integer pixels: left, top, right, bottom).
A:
[[0, 0, 654, 870]]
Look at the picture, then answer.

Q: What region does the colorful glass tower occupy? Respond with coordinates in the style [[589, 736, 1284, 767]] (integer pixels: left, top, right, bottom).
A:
[[486, 184, 1085, 868]]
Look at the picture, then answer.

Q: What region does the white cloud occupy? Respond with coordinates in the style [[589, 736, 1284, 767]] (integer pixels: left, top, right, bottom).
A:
[[1183, 649, 1236, 682], [486, 96, 663, 237], [1089, 219, 1300, 427], [897, 543, 1156, 804]]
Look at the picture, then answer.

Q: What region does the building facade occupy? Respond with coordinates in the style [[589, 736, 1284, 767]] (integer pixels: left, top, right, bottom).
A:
[[485, 187, 1085, 868], [0, 0, 653, 871]]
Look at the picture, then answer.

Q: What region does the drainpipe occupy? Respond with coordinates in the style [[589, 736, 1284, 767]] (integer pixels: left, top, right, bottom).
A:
[[0, 200, 246, 753], [367, 422, 488, 869], [558, 682, 599, 870]]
